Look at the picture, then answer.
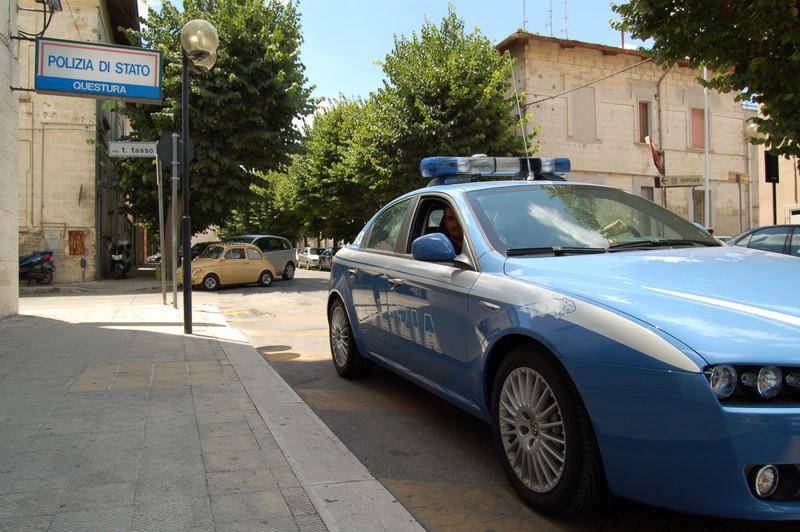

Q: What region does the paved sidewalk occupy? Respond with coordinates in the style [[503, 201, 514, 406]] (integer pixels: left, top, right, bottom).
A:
[[19, 267, 160, 296], [0, 296, 327, 531]]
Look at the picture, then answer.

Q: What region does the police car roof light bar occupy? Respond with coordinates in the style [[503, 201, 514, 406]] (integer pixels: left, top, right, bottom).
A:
[[421, 155, 570, 186]]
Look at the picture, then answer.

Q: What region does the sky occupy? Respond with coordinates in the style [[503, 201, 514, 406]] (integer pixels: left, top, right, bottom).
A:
[[137, 1, 647, 102]]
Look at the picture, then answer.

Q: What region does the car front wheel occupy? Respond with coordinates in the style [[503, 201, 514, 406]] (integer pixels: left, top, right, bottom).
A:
[[202, 274, 219, 291], [328, 299, 371, 378], [492, 347, 606, 516]]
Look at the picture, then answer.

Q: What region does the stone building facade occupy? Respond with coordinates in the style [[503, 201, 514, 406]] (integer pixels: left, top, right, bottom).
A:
[[16, 0, 138, 283], [1, 0, 19, 318], [499, 32, 760, 237]]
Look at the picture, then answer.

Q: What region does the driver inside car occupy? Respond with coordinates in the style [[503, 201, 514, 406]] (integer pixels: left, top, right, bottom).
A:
[[440, 205, 464, 255]]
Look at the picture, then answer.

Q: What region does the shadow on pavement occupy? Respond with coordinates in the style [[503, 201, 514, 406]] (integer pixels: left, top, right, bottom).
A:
[[260, 348, 786, 532]]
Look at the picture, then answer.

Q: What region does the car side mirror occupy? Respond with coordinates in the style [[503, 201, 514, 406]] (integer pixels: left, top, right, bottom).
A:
[[411, 233, 456, 262]]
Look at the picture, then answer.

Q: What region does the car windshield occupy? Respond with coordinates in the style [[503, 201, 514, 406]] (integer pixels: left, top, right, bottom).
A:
[[467, 184, 719, 252], [309, 248, 324, 254], [199, 245, 225, 259]]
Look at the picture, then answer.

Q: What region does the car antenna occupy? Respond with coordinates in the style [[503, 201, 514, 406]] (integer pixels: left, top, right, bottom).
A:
[[508, 50, 534, 180]]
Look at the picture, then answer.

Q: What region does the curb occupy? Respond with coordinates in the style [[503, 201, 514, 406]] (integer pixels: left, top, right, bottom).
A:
[[199, 305, 424, 532], [19, 284, 162, 296]]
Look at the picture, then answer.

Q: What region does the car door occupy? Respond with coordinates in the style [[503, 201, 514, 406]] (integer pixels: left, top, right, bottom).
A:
[[221, 247, 249, 284], [381, 196, 480, 403], [246, 247, 266, 282], [347, 197, 415, 356], [257, 237, 283, 272], [746, 226, 790, 254]]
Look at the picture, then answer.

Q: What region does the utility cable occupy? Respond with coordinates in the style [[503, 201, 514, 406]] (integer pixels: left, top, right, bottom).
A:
[[522, 57, 653, 108], [62, 0, 85, 41]]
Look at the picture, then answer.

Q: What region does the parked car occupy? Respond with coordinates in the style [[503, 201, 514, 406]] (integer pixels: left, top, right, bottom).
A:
[[318, 247, 341, 270], [298, 247, 325, 269], [327, 155, 800, 520], [728, 224, 800, 257], [223, 235, 296, 280], [178, 242, 277, 290]]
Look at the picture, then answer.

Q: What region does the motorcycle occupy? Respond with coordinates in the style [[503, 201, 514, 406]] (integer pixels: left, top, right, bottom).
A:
[[107, 240, 132, 279], [19, 251, 55, 285]]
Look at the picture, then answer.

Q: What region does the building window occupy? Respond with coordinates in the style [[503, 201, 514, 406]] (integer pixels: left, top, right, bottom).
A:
[[640, 186, 654, 202], [691, 108, 705, 150], [638, 101, 651, 143]]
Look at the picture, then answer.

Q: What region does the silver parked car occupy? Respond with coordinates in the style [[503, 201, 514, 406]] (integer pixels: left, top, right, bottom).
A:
[[223, 235, 297, 280], [298, 247, 325, 269]]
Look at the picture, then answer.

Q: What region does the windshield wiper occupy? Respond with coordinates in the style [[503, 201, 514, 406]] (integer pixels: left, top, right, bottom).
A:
[[608, 238, 720, 251], [506, 246, 607, 257]]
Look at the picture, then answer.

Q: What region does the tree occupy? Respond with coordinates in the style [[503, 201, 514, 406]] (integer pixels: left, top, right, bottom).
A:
[[289, 98, 375, 243], [114, 0, 313, 233], [613, 0, 800, 159], [353, 8, 531, 205]]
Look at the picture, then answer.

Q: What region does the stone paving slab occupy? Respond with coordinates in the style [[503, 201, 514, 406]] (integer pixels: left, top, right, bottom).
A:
[[0, 297, 327, 531]]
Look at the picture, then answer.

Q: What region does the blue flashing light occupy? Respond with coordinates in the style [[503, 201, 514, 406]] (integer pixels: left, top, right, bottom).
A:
[[420, 155, 571, 185], [532, 157, 571, 175]]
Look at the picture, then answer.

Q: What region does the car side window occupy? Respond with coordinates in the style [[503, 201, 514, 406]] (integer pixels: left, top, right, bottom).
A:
[[225, 248, 246, 260], [735, 233, 752, 247], [365, 198, 412, 252], [281, 239, 291, 250], [246, 248, 262, 260], [747, 227, 789, 253], [790, 229, 800, 257], [255, 238, 269, 252], [268, 238, 283, 252]]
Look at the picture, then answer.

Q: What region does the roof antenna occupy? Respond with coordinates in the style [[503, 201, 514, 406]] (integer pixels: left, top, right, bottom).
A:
[[522, 0, 527, 31], [546, 0, 554, 36], [562, 0, 569, 39], [508, 51, 534, 179]]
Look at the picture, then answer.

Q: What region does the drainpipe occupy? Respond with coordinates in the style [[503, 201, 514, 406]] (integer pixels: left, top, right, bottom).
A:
[[656, 66, 670, 208]]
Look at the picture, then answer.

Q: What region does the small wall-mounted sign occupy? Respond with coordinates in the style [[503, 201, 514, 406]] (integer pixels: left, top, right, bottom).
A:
[[657, 175, 704, 188], [108, 141, 158, 158], [35, 37, 162, 103]]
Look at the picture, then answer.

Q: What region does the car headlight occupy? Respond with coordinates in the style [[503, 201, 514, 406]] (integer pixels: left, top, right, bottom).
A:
[[705, 364, 798, 403], [757, 366, 782, 399], [708, 365, 737, 399]]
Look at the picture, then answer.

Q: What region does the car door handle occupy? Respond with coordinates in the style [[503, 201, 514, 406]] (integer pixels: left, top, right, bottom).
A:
[[479, 300, 501, 312], [347, 267, 358, 275], [387, 277, 405, 288]]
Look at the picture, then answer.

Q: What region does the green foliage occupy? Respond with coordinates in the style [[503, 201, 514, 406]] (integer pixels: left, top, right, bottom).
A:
[[273, 8, 532, 243], [113, 0, 313, 231], [613, 0, 800, 158]]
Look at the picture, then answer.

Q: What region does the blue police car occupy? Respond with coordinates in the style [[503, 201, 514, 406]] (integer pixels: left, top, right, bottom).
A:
[[326, 155, 800, 519]]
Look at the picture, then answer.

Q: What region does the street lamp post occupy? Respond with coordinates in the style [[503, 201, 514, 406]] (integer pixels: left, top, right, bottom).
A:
[[179, 19, 219, 335]]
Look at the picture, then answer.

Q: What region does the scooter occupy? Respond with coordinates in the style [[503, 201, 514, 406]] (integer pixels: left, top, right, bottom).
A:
[[19, 251, 55, 285], [108, 240, 132, 279]]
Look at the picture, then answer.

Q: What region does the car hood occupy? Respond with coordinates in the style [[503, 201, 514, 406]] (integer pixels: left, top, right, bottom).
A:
[[504, 246, 800, 366], [191, 258, 218, 268]]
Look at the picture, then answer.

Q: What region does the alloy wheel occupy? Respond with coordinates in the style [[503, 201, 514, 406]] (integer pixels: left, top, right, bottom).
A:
[[499, 367, 567, 493], [330, 306, 350, 367]]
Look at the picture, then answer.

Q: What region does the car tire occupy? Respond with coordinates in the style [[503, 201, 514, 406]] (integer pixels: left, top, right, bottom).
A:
[[202, 274, 220, 291], [282, 263, 295, 280], [328, 298, 371, 378], [491, 346, 606, 516], [259, 270, 273, 287]]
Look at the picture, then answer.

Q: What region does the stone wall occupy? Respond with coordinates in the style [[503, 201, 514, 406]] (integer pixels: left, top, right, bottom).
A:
[[507, 35, 758, 236], [16, 0, 127, 283], [0, 1, 19, 318]]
